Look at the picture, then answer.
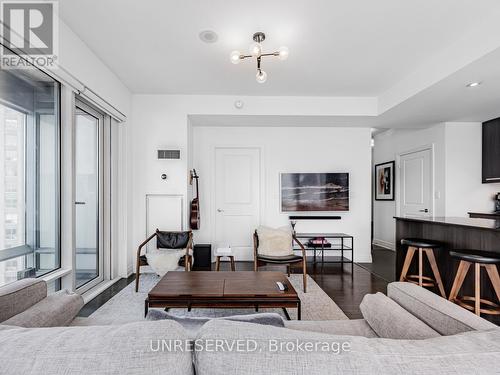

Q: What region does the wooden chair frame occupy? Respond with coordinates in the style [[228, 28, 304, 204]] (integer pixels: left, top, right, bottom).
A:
[[253, 230, 307, 293], [135, 229, 193, 292]]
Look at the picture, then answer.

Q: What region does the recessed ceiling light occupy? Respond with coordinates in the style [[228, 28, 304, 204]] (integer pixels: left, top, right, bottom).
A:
[[466, 82, 481, 88], [199, 30, 218, 43]]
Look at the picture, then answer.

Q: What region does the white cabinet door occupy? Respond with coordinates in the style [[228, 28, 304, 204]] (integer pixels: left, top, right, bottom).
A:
[[215, 148, 260, 261], [400, 148, 433, 217]]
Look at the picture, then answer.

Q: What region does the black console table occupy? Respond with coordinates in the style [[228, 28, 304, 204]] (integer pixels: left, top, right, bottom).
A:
[[293, 232, 354, 274]]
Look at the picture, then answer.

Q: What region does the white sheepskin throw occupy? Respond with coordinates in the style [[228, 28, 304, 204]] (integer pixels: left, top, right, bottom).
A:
[[146, 249, 184, 277]]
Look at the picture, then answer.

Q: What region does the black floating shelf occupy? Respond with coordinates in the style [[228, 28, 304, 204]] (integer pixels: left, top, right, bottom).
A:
[[289, 215, 341, 220]]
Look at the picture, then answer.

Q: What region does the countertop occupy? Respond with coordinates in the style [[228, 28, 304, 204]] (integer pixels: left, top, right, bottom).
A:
[[394, 216, 500, 230]]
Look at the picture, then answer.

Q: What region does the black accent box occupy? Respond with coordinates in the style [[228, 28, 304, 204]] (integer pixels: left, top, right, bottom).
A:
[[193, 244, 212, 270]]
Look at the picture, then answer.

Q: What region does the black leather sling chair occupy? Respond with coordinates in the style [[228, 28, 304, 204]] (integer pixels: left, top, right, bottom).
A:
[[135, 229, 193, 292]]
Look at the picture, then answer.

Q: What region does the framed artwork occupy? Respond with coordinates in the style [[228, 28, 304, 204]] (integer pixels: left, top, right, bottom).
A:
[[280, 172, 349, 212], [375, 161, 395, 201]]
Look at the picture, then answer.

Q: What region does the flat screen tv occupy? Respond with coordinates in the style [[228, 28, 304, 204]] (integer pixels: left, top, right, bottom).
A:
[[280, 173, 349, 212]]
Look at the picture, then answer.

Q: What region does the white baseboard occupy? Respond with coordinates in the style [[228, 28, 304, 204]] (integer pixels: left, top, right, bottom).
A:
[[372, 239, 395, 251]]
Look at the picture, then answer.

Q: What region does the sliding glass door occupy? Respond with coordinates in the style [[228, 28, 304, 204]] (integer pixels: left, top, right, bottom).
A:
[[74, 100, 104, 290], [0, 65, 60, 287]]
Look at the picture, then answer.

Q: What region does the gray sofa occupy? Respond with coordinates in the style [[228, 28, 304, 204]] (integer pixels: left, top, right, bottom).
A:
[[0, 281, 498, 374], [0, 278, 84, 327]]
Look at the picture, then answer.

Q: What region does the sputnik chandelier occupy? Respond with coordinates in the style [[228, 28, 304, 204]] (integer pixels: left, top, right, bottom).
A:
[[230, 32, 289, 83]]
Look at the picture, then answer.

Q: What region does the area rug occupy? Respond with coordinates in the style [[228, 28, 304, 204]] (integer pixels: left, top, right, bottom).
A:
[[72, 273, 348, 326]]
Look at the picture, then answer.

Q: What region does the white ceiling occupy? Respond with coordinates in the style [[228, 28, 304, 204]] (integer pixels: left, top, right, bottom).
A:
[[189, 44, 500, 129], [59, 0, 500, 96]]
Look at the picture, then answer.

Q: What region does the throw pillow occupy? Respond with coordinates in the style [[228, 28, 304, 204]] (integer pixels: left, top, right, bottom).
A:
[[146, 311, 285, 339], [256, 226, 293, 256], [360, 292, 440, 339]]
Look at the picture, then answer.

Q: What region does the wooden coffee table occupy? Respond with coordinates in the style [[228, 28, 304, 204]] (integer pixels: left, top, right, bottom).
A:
[[145, 271, 301, 320]]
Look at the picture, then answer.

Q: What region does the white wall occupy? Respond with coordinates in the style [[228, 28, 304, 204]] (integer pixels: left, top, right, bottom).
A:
[[373, 122, 500, 250], [444, 122, 500, 216], [130, 95, 378, 269], [372, 125, 446, 249], [58, 20, 132, 116], [191, 126, 372, 262]]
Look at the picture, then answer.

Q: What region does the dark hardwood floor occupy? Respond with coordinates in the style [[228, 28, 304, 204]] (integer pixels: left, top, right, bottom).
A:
[[78, 274, 136, 317], [79, 248, 394, 319], [357, 246, 396, 283]]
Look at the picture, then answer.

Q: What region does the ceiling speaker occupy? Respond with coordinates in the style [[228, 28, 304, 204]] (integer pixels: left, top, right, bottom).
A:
[[158, 150, 180, 160]]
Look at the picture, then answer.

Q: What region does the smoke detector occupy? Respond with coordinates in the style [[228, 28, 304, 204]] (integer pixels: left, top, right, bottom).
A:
[[199, 30, 218, 43]]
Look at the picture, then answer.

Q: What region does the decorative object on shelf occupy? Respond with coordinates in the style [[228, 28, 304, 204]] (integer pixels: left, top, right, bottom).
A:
[[280, 173, 349, 212], [495, 192, 500, 213], [375, 161, 395, 201], [230, 32, 289, 83], [294, 232, 354, 275], [189, 169, 200, 230], [307, 237, 331, 248]]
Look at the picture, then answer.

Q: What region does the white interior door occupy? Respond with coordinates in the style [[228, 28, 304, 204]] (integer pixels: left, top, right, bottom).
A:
[[215, 148, 260, 261], [399, 148, 433, 217]]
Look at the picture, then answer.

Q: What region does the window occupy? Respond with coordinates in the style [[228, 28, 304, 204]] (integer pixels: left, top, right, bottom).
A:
[[0, 63, 60, 287], [5, 194, 17, 208], [5, 228, 16, 240]]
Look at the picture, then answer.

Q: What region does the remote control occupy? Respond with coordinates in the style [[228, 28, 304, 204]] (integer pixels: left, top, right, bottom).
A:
[[276, 281, 288, 291]]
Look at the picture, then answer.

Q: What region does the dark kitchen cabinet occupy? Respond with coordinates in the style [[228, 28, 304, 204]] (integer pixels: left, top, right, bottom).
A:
[[482, 118, 500, 183]]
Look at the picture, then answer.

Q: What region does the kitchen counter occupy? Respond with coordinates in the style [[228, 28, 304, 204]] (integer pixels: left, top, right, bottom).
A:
[[395, 216, 500, 230], [395, 216, 500, 324], [468, 212, 500, 220]]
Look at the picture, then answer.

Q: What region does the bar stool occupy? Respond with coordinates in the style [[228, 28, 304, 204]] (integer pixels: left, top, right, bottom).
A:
[[400, 238, 446, 298], [448, 250, 500, 316]]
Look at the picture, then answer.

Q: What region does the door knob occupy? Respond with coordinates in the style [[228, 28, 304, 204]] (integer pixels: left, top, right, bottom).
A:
[[217, 209, 224, 212], [419, 209, 429, 213]]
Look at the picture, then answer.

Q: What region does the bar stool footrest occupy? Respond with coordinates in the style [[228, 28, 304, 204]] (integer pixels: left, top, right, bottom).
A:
[[404, 274, 437, 288], [454, 296, 500, 315]]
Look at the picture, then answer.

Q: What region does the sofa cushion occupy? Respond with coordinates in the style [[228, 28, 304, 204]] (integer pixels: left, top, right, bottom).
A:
[[285, 319, 378, 338], [388, 282, 497, 335], [194, 319, 500, 375], [2, 290, 84, 327], [147, 311, 285, 338], [0, 320, 193, 375], [360, 292, 440, 339], [256, 226, 293, 256], [0, 278, 46, 322]]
